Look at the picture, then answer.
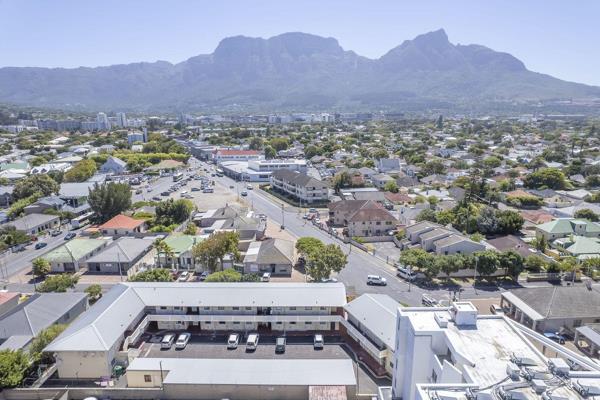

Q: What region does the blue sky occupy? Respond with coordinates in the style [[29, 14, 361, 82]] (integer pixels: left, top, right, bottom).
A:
[[1, 0, 599, 85]]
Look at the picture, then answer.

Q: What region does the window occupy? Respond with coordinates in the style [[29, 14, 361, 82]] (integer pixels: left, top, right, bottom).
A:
[[144, 375, 152, 383], [219, 321, 226, 325], [217, 307, 225, 311], [574, 319, 582, 327], [290, 307, 297, 310], [232, 307, 240, 310]]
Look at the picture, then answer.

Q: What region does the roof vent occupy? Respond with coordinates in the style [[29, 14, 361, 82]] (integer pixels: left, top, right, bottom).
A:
[[548, 358, 569, 376], [451, 301, 477, 326], [506, 362, 520, 380], [531, 379, 547, 394], [434, 312, 449, 328]]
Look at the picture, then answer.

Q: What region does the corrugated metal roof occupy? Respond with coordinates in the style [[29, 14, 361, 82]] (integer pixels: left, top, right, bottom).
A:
[[344, 294, 399, 349]]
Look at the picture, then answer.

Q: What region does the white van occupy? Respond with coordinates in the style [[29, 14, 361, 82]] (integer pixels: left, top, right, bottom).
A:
[[397, 266, 417, 281], [246, 333, 259, 351], [367, 275, 387, 286], [161, 333, 176, 349]]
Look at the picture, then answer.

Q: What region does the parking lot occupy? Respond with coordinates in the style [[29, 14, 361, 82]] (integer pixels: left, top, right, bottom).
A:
[[141, 333, 349, 360], [137, 332, 389, 395]]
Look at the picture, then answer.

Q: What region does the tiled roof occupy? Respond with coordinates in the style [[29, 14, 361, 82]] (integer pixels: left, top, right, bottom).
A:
[[98, 214, 145, 230]]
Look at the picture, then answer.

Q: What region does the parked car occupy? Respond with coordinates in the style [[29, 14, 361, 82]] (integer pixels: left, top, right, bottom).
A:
[[175, 332, 191, 349], [421, 294, 438, 307], [313, 334, 324, 349], [544, 332, 566, 344], [161, 333, 176, 349], [227, 333, 240, 349], [64, 232, 77, 241], [308, 208, 317, 213], [178, 271, 190, 282], [275, 337, 286, 353], [229, 185, 234, 189], [246, 333, 259, 351], [202, 188, 214, 193], [50, 229, 62, 237], [396, 266, 417, 281], [198, 271, 209, 281], [161, 191, 170, 196], [240, 190, 248, 196], [152, 196, 162, 201], [135, 189, 143, 194], [366, 275, 387, 286], [261, 272, 271, 282], [35, 242, 47, 250], [191, 187, 200, 192], [246, 184, 253, 190]]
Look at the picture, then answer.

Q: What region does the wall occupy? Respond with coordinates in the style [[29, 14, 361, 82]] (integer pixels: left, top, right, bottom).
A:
[[163, 383, 356, 400], [55, 351, 111, 379]]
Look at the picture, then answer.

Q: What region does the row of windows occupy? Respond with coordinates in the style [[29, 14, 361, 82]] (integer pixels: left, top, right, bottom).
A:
[[158, 306, 328, 311]]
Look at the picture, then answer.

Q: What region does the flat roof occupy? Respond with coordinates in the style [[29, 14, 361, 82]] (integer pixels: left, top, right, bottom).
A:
[[127, 358, 356, 386]]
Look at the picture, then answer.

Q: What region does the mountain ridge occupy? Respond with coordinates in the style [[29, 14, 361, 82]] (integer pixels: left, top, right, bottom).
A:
[[1, 29, 598, 112]]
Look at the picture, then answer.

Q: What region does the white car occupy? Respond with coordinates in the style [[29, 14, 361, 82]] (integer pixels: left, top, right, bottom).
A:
[[160, 333, 176, 349], [178, 271, 190, 282], [314, 334, 324, 349], [261, 272, 271, 282], [175, 332, 191, 349], [227, 333, 240, 349], [367, 275, 387, 286], [246, 184, 253, 190]]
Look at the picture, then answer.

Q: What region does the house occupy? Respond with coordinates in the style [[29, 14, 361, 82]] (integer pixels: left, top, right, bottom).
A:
[[99, 156, 127, 174], [98, 214, 147, 237], [0, 292, 19, 317], [377, 158, 401, 173], [59, 182, 96, 209], [0, 186, 12, 207], [270, 169, 329, 204], [344, 294, 398, 374], [357, 167, 377, 181], [44, 282, 348, 379], [433, 234, 485, 255], [328, 200, 381, 226], [243, 238, 295, 276], [554, 235, 600, 259], [0, 293, 88, 351], [371, 173, 395, 189], [536, 218, 600, 241], [347, 207, 397, 238], [208, 215, 266, 242], [44, 238, 111, 272], [487, 235, 534, 258], [194, 204, 246, 228], [23, 196, 65, 215], [5, 213, 60, 235], [85, 237, 155, 277], [158, 234, 208, 271], [501, 286, 600, 333]]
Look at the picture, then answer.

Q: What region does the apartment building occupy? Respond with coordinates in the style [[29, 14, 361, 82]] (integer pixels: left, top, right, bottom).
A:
[[45, 282, 348, 379], [270, 169, 329, 204]]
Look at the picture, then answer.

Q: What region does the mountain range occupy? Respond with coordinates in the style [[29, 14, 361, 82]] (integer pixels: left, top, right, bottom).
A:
[[1, 29, 599, 113]]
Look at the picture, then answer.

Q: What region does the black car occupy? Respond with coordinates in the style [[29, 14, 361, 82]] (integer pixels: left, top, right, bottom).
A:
[[161, 191, 170, 196], [152, 196, 161, 201], [64, 232, 77, 240], [35, 242, 47, 250]]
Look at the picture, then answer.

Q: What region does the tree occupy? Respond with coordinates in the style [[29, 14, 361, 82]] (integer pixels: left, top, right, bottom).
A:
[[12, 174, 58, 200], [383, 180, 399, 193], [192, 231, 240, 272], [36, 274, 79, 292], [248, 137, 263, 150], [88, 182, 132, 223], [436, 115, 443, 130], [264, 145, 276, 159], [295, 237, 324, 257], [269, 137, 289, 152], [531, 235, 547, 252], [523, 168, 568, 190], [437, 254, 463, 280], [585, 175, 600, 189], [0, 349, 29, 388], [84, 284, 102, 301], [473, 250, 499, 277], [183, 223, 197, 235], [476, 207, 500, 235], [416, 209, 437, 222], [524, 255, 547, 272], [483, 156, 502, 169], [399, 248, 436, 278], [498, 250, 524, 279], [155, 199, 194, 225], [205, 269, 242, 282], [497, 210, 524, 234], [32, 258, 50, 278], [129, 268, 173, 282], [63, 159, 97, 182], [29, 324, 67, 364], [422, 159, 446, 176], [332, 171, 352, 191], [305, 244, 347, 281], [574, 208, 599, 222]]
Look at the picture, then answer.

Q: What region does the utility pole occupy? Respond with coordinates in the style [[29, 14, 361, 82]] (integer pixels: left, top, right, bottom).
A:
[[473, 255, 478, 295], [281, 204, 285, 228]]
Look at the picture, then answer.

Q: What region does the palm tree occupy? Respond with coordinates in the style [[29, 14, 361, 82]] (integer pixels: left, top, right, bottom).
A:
[[154, 239, 167, 269]]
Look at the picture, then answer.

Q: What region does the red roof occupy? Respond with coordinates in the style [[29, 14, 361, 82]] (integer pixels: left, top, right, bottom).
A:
[[99, 214, 145, 230], [0, 292, 19, 305], [216, 149, 261, 156]]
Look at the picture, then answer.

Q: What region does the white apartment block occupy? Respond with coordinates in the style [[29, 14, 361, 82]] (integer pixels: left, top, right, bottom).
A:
[[270, 169, 329, 204]]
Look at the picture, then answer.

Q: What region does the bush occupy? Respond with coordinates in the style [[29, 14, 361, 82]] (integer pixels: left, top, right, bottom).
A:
[[0, 349, 30, 388], [29, 324, 67, 364], [129, 269, 173, 282], [506, 195, 543, 208], [205, 269, 242, 282], [36, 274, 79, 292]]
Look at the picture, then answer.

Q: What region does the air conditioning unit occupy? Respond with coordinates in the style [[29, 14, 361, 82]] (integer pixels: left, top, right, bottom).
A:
[[435, 312, 449, 328], [531, 379, 547, 394], [548, 358, 569, 376], [506, 362, 520, 380]]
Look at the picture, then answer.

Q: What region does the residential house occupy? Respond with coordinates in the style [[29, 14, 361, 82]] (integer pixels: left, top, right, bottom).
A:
[[501, 286, 600, 333], [5, 213, 60, 235], [347, 207, 397, 238], [0, 186, 12, 207], [270, 169, 329, 204], [536, 218, 600, 241], [194, 204, 246, 228], [59, 182, 96, 210], [99, 156, 127, 174], [98, 214, 147, 237], [85, 237, 155, 277], [487, 235, 534, 258], [371, 173, 395, 189], [0, 293, 87, 351], [0, 292, 19, 317], [328, 200, 381, 226], [242, 238, 295, 276], [377, 158, 402, 173], [434, 234, 486, 256], [158, 234, 208, 271], [23, 196, 65, 215], [44, 238, 111, 272]]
